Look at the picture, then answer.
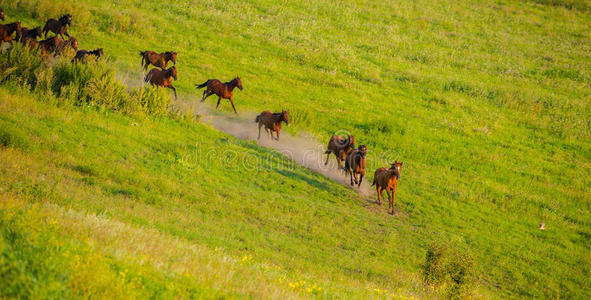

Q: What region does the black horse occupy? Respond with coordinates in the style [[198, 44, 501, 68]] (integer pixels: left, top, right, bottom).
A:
[[43, 14, 72, 38]]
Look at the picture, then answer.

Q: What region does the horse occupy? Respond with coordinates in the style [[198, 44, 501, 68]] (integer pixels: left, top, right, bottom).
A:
[[255, 110, 289, 140], [372, 161, 403, 214], [139, 51, 177, 70], [38, 36, 61, 55], [0, 9, 5, 22], [54, 36, 78, 55], [17, 26, 42, 42], [42, 14, 71, 38], [325, 134, 355, 170], [0, 22, 21, 45], [344, 145, 367, 187], [145, 66, 178, 99], [72, 48, 103, 62], [195, 77, 243, 114]]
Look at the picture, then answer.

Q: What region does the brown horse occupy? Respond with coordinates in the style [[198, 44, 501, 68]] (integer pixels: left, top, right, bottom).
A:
[[195, 77, 243, 114], [0, 22, 22, 45], [145, 66, 178, 99], [0, 8, 4, 22], [72, 48, 103, 62], [372, 161, 403, 214], [344, 145, 367, 187], [325, 134, 355, 170], [139, 51, 177, 70], [43, 14, 71, 38], [17, 26, 42, 42], [255, 110, 289, 140], [38, 36, 61, 56], [54, 36, 78, 55]]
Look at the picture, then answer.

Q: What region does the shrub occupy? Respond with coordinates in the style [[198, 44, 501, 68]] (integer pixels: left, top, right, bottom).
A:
[[128, 85, 172, 117], [84, 76, 129, 111], [0, 43, 43, 88], [422, 241, 476, 299]]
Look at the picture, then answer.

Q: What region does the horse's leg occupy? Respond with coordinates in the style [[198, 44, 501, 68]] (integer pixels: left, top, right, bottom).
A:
[[229, 96, 237, 114], [349, 169, 354, 186], [376, 186, 382, 205], [391, 183, 398, 214], [215, 96, 222, 109], [325, 151, 331, 166], [201, 90, 208, 102], [257, 123, 263, 140], [275, 128, 280, 140], [353, 171, 359, 185], [358, 173, 364, 187], [169, 86, 177, 100]]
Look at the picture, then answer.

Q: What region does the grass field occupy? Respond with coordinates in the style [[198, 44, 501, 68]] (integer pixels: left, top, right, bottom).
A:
[[1, 0, 590, 298]]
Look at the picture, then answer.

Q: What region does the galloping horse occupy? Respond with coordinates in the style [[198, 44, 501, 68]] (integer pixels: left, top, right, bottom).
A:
[[325, 134, 355, 170], [372, 161, 403, 214], [195, 77, 243, 114], [0, 22, 22, 45], [344, 145, 367, 187], [43, 14, 71, 38], [17, 26, 42, 42], [55, 36, 78, 55], [139, 51, 177, 70], [72, 48, 103, 62], [145, 66, 178, 99], [255, 110, 289, 140], [38, 36, 61, 55]]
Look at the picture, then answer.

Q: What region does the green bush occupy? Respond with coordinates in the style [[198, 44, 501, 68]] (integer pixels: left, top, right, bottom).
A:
[[422, 241, 476, 299], [128, 85, 172, 117], [0, 43, 43, 88], [84, 76, 129, 110]]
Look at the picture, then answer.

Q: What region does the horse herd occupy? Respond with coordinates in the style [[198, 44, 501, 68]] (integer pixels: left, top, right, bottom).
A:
[[1, 10, 404, 214]]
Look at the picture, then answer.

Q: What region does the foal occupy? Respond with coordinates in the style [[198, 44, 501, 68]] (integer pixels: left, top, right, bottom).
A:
[[255, 110, 289, 140], [72, 48, 104, 62]]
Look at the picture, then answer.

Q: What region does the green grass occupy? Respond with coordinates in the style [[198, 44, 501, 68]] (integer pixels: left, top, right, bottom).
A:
[[1, 0, 590, 298]]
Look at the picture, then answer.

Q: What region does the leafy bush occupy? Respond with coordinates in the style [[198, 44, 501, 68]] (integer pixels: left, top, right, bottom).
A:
[[0, 43, 43, 88], [422, 241, 476, 299], [128, 86, 172, 117], [85, 76, 129, 110]]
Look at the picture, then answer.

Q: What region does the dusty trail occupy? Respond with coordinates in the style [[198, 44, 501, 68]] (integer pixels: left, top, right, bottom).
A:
[[187, 97, 375, 196]]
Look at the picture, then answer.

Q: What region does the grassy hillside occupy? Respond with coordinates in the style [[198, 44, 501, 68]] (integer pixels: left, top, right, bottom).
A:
[[1, 0, 590, 298]]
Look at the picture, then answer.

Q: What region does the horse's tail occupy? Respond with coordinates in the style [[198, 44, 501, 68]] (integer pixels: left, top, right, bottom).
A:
[[255, 115, 260, 123], [195, 80, 208, 89], [324, 149, 331, 154], [371, 178, 376, 187]]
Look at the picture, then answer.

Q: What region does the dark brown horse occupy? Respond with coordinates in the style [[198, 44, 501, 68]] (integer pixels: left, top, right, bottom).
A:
[[0, 22, 21, 45], [145, 66, 178, 99], [195, 77, 243, 114], [0, 9, 5, 22], [72, 48, 103, 62], [43, 14, 71, 38], [325, 134, 355, 170], [139, 51, 177, 70], [17, 26, 42, 42], [255, 110, 289, 140], [372, 161, 403, 214], [344, 145, 367, 187]]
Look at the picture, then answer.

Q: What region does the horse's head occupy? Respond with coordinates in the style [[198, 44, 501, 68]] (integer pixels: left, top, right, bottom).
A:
[[348, 134, 355, 149], [169, 66, 178, 81], [0, 9, 5, 22], [390, 161, 403, 175], [69, 37, 79, 50], [358, 145, 367, 158], [234, 76, 243, 90], [281, 110, 289, 125], [167, 51, 178, 64], [60, 14, 72, 26], [94, 48, 104, 57]]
